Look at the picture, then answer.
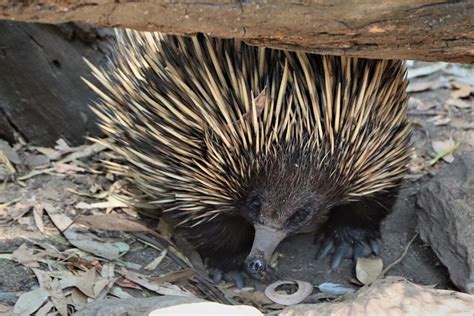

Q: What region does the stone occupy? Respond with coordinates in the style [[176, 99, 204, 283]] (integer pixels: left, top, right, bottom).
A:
[[416, 151, 474, 293], [75, 296, 204, 316], [281, 277, 474, 316], [75, 296, 262, 316]]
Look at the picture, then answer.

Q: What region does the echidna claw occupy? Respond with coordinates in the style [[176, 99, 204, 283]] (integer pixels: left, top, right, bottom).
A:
[[211, 269, 246, 289], [229, 271, 245, 289], [316, 226, 382, 269], [211, 270, 223, 284], [331, 243, 351, 269], [352, 242, 371, 261], [370, 239, 382, 256], [316, 239, 334, 260]]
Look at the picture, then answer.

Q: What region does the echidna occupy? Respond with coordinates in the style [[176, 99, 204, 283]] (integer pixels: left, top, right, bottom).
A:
[[85, 30, 411, 282]]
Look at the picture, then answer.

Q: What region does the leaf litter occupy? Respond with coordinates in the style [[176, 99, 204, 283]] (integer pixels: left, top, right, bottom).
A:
[[1, 139, 235, 315]]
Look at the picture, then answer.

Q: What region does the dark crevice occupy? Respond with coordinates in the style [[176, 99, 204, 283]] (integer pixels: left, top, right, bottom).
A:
[[0, 105, 27, 142]]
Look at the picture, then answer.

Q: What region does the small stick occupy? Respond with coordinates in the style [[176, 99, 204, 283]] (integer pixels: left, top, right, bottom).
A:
[[407, 111, 446, 116], [382, 233, 418, 276], [132, 232, 231, 304]]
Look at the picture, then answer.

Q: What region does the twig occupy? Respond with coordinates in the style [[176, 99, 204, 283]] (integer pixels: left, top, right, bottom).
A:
[[429, 142, 460, 165], [132, 232, 231, 304], [407, 111, 446, 116], [382, 233, 418, 276]]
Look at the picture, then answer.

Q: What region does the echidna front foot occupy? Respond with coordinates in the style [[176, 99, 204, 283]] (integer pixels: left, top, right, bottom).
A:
[[185, 214, 254, 288], [316, 192, 398, 268], [205, 252, 250, 288], [316, 223, 382, 269], [210, 269, 246, 289]]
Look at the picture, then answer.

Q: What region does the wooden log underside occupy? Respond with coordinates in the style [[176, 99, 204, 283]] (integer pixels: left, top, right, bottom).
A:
[[0, 1, 473, 63]]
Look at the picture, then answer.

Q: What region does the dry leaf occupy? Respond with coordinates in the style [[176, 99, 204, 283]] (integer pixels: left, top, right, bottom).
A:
[[71, 288, 88, 308], [75, 196, 128, 210], [17, 168, 55, 181], [0, 304, 10, 313], [224, 287, 274, 306], [67, 187, 109, 199], [8, 202, 34, 221], [59, 142, 106, 164], [96, 263, 118, 299], [74, 214, 150, 233], [58, 275, 81, 289], [0, 151, 16, 175], [43, 203, 73, 232], [53, 162, 86, 174], [450, 80, 474, 99], [13, 288, 49, 315], [443, 65, 474, 84], [66, 256, 101, 271], [264, 280, 313, 306], [12, 243, 41, 268], [228, 88, 267, 127], [93, 278, 110, 297], [47, 278, 68, 316], [33, 204, 45, 234], [0, 197, 21, 210], [431, 139, 458, 164], [121, 269, 195, 297], [416, 102, 437, 111], [446, 98, 472, 109], [63, 229, 121, 260], [32, 268, 51, 288], [0, 140, 21, 164], [407, 77, 449, 93], [356, 258, 383, 285], [32, 146, 63, 161], [144, 249, 168, 271], [151, 269, 195, 284], [428, 116, 451, 126], [55, 138, 72, 152], [116, 277, 141, 289], [31, 269, 67, 316], [76, 267, 97, 298], [36, 301, 54, 316], [407, 63, 447, 79], [243, 88, 267, 121], [109, 286, 134, 299]]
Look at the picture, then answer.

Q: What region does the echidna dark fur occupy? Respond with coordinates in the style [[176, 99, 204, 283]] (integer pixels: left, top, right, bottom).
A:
[[85, 30, 411, 282]]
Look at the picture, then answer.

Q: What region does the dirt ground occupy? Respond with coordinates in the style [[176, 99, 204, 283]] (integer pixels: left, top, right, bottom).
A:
[[0, 61, 472, 314]]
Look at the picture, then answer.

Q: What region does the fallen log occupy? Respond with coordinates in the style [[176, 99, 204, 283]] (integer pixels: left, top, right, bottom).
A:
[[0, 21, 109, 146], [0, 1, 473, 63]]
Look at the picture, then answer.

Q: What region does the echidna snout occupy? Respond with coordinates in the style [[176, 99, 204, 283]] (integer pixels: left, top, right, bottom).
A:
[[245, 225, 287, 278]]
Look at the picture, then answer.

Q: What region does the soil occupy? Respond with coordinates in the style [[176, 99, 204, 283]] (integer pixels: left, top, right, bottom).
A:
[[0, 61, 472, 313]]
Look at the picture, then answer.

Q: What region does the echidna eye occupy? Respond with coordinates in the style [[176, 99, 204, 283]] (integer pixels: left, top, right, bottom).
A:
[[247, 196, 262, 219], [286, 208, 310, 226]]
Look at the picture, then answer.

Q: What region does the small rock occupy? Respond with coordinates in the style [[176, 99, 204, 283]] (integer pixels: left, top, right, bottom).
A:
[[150, 301, 262, 315], [75, 296, 204, 316], [0, 292, 18, 305], [416, 151, 474, 293], [75, 296, 263, 316], [25, 154, 50, 168], [281, 277, 474, 315], [0, 140, 20, 164]]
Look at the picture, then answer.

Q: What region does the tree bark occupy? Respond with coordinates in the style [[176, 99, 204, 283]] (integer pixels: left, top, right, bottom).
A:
[[0, 1, 472, 63], [0, 21, 110, 146]]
